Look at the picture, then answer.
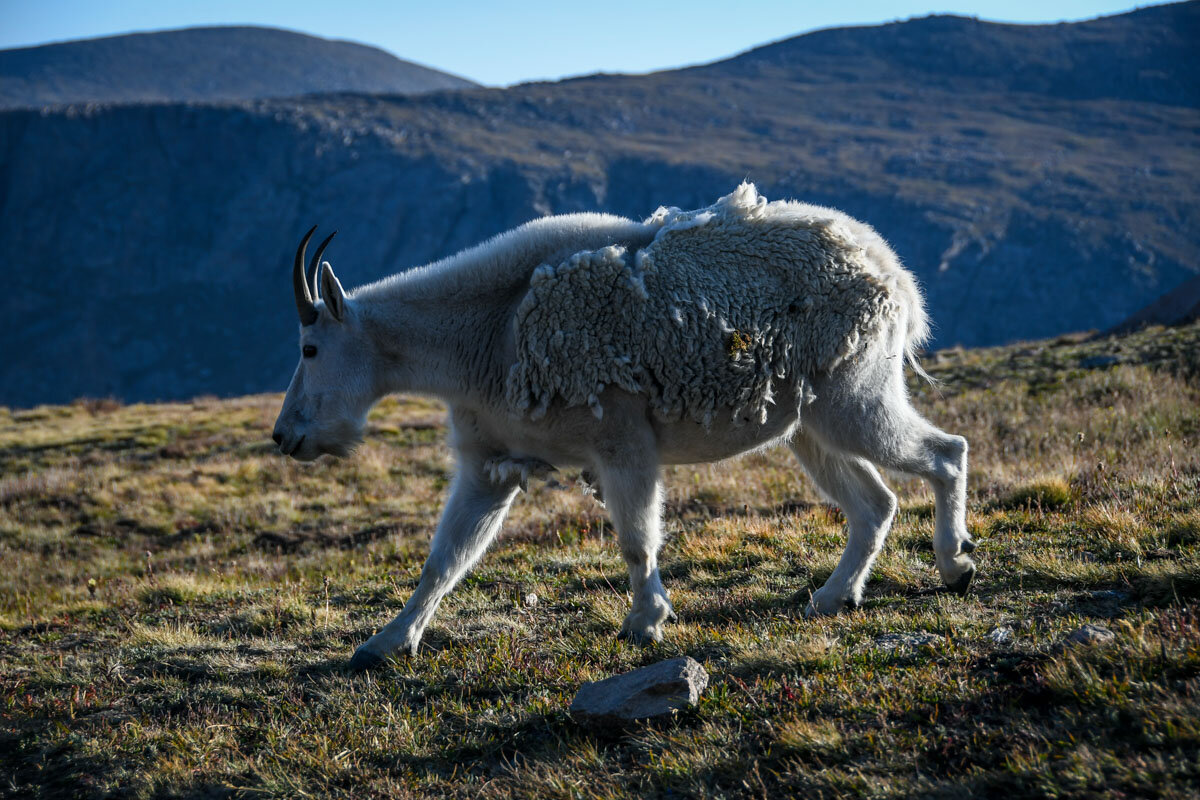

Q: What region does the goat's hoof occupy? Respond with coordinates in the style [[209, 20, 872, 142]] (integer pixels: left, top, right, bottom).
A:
[[805, 586, 853, 618], [946, 565, 976, 596], [617, 626, 662, 646], [805, 599, 856, 618], [348, 647, 386, 672], [667, 608, 679, 623], [960, 538, 978, 555]]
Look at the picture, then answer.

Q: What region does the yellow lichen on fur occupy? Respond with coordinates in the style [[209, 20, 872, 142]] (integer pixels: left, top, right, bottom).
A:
[[728, 330, 753, 357]]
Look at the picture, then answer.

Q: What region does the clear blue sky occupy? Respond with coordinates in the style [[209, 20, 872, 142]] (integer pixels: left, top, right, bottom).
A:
[[0, 0, 1165, 86]]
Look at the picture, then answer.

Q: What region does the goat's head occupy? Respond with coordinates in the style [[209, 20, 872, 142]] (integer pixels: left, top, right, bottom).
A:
[[272, 227, 374, 461]]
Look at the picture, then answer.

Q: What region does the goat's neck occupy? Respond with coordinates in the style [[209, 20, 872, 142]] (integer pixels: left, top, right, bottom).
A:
[[359, 282, 511, 406]]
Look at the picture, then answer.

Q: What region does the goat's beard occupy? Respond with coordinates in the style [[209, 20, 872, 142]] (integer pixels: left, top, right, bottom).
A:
[[310, 417, 366, 459]]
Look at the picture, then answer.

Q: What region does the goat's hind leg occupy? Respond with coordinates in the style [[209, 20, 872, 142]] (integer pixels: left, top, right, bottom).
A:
[[898, 424, 976, 593], [789, 432, 898, 615], [807, 368, 977, 595]]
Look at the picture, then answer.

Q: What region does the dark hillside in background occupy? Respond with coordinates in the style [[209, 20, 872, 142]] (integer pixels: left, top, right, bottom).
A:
[[709, 4, 1199, 106], [1109, 273, 1200, 333], [0, 26, 477, 108], [0, 3, 1197, 407]]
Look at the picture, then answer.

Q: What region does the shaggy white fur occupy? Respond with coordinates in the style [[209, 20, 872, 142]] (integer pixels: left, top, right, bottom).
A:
[[506, 183, 928, 426]]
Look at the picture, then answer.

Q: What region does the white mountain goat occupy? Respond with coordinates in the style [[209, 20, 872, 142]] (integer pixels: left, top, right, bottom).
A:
[[272, 184, 976, 670]]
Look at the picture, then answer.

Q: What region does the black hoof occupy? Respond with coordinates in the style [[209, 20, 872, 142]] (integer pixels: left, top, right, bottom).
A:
[[616, 629, 656, 646], [846, 597, 861, 610], [667, 609, 679, 623], [348, 648, 385, 672], [960, 538, 978, 555], [947, 566, 976, 596]]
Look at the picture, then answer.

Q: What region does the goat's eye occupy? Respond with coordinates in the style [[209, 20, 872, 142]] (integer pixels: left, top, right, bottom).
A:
[[302, 345, 317, 358]]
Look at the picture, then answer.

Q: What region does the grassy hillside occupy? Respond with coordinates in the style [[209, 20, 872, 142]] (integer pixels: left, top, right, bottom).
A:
[[2, 323, 1198, 798]]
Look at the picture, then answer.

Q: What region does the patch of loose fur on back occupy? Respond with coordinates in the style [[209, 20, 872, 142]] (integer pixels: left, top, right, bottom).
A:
[[506, 183, 920, 426]]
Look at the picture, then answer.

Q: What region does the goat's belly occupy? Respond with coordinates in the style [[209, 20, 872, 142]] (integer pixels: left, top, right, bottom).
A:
[[654, 378, 804, 464], [459, 383, 803, 470], [654, 407, 800, 464]]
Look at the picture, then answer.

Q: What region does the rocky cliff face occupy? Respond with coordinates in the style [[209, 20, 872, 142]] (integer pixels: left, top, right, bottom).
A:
[[1, 4, 1197, 407]]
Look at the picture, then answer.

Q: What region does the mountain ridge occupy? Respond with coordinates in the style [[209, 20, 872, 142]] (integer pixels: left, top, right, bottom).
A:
[[0, 25, 478, 109], [702, 3, 1199, 106]]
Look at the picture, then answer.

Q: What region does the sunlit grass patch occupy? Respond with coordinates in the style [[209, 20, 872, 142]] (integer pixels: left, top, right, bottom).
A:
[[773, 716, 844, 757], [996, 477, 1076, 511], [128, 621, 213, 649]]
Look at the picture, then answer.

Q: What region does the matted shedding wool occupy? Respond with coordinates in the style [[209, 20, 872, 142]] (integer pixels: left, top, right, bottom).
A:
[[505, 183, 925, 425]]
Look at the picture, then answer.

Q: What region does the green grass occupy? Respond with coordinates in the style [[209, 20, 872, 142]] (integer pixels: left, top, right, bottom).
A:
[[2, 323, 1199, 798]]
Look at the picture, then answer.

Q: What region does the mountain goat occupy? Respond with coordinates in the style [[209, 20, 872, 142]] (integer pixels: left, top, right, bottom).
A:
[[272, 184, 976, 670]]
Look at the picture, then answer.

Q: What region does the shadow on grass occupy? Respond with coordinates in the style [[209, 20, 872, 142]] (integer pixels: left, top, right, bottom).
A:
[[683, 590, 810, 627], [366, 703, 712, 788], [250, 519, 421, 554], [664, 498, 815, 523]]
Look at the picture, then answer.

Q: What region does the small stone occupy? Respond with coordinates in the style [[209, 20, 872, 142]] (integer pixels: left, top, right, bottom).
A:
[[570, 657, 708, 725], [987, 626, 1014, 645], [524, 593, 538, 608], [1065, 624, 1115, 646], [873, 631, 942, 652]]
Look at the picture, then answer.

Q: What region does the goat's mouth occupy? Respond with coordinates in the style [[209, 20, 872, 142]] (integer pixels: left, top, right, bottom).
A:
[[280, 424, 362, 462]]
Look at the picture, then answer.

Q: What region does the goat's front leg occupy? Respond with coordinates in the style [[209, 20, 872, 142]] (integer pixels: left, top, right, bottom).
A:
[[349, 456, 519, 669], [596, 448, 675, 645]]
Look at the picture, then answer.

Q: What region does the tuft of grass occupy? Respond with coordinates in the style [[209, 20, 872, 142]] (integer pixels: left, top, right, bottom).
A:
[[996, 477, 1076, 511], [773, 717, 844, 757]]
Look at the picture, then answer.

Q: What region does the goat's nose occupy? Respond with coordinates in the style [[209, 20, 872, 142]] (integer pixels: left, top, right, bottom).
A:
[[272, 431, 283, 446]]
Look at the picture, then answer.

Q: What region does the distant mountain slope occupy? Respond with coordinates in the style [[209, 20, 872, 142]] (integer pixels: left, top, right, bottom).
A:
[[1108, 273, 1200, 333], [707, 2, 1199, 106], [0, 26, 477, 108], [0, 4, 1197, 407]]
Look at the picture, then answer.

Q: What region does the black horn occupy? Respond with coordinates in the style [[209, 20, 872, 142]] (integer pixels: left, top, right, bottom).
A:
[[308, 231, 337, 303], [293, 226, 319, 325]]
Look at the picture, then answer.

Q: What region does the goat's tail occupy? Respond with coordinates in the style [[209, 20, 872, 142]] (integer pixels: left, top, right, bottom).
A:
[[895, 268, 936, 385]]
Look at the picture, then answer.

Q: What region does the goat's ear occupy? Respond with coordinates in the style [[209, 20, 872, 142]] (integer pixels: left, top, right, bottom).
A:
[[320, 261, 348, 322]]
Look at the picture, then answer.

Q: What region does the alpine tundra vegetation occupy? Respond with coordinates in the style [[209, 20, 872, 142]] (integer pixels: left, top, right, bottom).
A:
[[1, 322, 1198, 797], [272, 185, 977, 669]]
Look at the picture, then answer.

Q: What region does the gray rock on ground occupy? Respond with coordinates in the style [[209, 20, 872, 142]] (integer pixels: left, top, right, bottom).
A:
[[987, 626, 1015, 645], [873, 631, 943, 652], [1065, 623, 1115, 646], [570, 657, 709, 725]]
